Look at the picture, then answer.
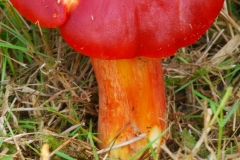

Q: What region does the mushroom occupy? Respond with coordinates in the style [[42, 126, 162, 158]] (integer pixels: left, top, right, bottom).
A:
[[10, 0, 224, 158], [9, 0, 67, 28]]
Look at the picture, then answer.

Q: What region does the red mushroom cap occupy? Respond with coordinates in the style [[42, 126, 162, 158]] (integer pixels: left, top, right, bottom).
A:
[[11, 0, 224, 59], [60, 0, 224, 59], [10, 0, 68, 28]]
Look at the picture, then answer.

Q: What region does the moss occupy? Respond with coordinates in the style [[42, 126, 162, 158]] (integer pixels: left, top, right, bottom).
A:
[[179, 129, 208, 158], [165, 77, 181, 86], [194, 68, 208, 77], [42, 135, 64, 150], [0, 143, 16, 154]]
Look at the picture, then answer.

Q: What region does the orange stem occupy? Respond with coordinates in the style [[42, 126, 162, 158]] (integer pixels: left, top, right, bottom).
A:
[[91, 57, 167, 159]]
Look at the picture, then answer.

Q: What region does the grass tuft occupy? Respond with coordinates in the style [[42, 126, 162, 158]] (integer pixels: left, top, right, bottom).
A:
[[0, 0, 240, 159]]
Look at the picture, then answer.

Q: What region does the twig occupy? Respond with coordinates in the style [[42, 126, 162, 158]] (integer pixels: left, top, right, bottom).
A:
[[49, 133, 79, 157], [97, 134, 146, 154], [5, 117, 25, 160], [41, 144, 50, 160], [161, 143, 178, 160]]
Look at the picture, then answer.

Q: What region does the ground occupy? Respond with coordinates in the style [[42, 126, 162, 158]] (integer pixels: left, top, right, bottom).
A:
[[0, 1, 240, 160]]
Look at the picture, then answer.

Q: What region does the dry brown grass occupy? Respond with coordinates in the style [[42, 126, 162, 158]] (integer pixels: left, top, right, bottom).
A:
[[0, 0, 240, 160]]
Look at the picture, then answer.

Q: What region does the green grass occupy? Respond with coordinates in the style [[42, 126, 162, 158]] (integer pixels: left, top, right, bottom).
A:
[[0, 0, 240, 160]]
